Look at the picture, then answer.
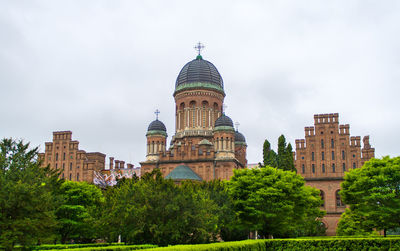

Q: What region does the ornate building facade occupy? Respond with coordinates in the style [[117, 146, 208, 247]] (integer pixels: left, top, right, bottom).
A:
[[140, 50, 247, 181], [294, 113, 375, 235], [38, 131, 106, 183]]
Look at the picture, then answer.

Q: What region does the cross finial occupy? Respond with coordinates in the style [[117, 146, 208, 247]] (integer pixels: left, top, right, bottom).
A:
[[194, 42, 205, 55], [235, 122, 240, 132], [222, 104, 227, 114], [154, 109, 160, 120]]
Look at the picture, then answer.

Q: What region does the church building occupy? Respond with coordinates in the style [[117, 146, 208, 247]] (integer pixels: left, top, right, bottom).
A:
[[140, 45, 247, 181]]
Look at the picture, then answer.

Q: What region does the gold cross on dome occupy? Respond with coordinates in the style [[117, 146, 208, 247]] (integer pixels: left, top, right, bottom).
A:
[[194, 42, 205, 55]]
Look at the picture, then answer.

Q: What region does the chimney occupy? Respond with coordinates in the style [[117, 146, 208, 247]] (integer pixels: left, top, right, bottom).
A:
[[109, 157, 114, 169]]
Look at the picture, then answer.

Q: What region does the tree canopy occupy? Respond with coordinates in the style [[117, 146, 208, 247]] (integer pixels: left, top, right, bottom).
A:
[[0, 138, 62, 250], [340, 156, 400, 236], [228, 166, 324, 238], [262, 135, 295, 172]]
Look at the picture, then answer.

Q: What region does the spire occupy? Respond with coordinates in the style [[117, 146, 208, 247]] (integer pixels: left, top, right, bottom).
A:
[[194, 42, 205, 60], [154, 109, 160, 120], [222, 104, 227, 114], [235, 122, 240, 132]]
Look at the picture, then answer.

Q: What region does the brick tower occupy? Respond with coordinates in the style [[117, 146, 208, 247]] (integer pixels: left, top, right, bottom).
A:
[[294, 113, 375, 235], [140, 45, 247, 181]]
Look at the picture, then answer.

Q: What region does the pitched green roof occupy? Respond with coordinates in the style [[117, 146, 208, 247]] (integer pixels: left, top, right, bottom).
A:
[[165, 165, 202, 181]]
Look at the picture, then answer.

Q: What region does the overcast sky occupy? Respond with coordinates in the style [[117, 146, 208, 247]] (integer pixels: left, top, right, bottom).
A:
[[1, 1, 399, 167]]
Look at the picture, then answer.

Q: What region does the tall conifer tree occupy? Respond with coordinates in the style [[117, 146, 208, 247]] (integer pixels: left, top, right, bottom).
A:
[[263, 139, 277, 167]]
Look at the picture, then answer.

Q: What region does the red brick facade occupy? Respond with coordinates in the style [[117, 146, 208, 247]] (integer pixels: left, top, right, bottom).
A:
[[38, 131, 105, 183], [294, 113, 375, 235]]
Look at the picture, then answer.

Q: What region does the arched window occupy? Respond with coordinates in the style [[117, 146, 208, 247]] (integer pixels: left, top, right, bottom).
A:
[[343, 163, 346, 172], [342, 150, 345, 160], [353, 162, 356, 168], [331, 139, 334, 148], [332, 163, 336, 173], [320, 190, 325, 207], [302, 164, 305, 174], [332, 151, 335, 160], [190, 101, 196, 128], [336, 190, 345, 207], [321, 139, 324, 148], [322, 164, 325, 173], [321, 151, 324, 160], [312, 152, 315, 161], [312, 164, 315, 173]]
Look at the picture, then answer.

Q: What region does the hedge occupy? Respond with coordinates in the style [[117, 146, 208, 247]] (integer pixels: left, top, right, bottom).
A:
[[144, 238, 400, 251], [34, 243, 125, 250], [37, 244, 157, 251]]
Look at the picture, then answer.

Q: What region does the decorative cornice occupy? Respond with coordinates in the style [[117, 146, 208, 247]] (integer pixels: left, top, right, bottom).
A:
[[146, 130, 167, 137], [304, 177, 344, 181], [213, 126, 235, 132], [173, 82, 225, 97]]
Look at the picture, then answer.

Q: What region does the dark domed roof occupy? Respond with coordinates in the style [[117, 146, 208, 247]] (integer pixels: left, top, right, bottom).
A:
[[215, 114, 234, 128], [147, 119, 166, 132], [165, 165, 202, 181], [175, 56, 224, 89], [235, 131, 246, 143]]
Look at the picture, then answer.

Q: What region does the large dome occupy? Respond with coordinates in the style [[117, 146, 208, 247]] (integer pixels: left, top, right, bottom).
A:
[[175, 55, 224, 90]]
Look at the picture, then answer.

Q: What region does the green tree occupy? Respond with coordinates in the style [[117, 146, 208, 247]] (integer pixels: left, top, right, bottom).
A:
[[263, 135, 295, 172], [56, 181, 104, 243], [99, 169, 219, 246], [193, 180, 248, 241], [0, 138, 62, 250], [340, 156, 400, 236], [336, 208, 375, 236], [263, 139, 277, 167], [229, 166, 324, 238]]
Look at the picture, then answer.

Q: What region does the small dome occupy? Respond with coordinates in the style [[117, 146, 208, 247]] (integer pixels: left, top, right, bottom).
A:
[[147, 119, 167, 132], [215, 114, 234, 128], [175, 56, 224, 90], [235, 131, 246, 143], [199, 139, 213, 146], [165, 165, 202, 181]]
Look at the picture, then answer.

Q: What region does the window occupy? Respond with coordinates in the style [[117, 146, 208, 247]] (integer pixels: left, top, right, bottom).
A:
[[336, 190, 345, 207], [55, 163, 58, 169], [342, 151, 345, 160], [312, 152, 315, 161], [77, 165, 80, 169], [320, 190, 325, 207], [332, 151, 335, 160], [302, 164, 305, 174], [63, 152, 66, 160], [70, 163, 72, 170], [302, 156, 304, 160], [353, 162, 356, 168], [343, 163, 346, 172], [312, 164, 315, 173], [331, 139, 334, 148], [77, 173, 80, 181], [321, 139, 324, 148], [332, 163, 336, 173], [322, 151, 324, 160], [322, 164, 325, 173], [62, 163, 65, 169], [69, 174, 72, 180], [56, 153, 58, 161], [62, 173, 64, 179]]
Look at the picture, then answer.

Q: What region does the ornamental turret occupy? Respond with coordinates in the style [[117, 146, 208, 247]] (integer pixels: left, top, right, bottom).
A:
[[146, 110, 167, 162], [213, 114, 235, 160]]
